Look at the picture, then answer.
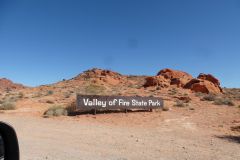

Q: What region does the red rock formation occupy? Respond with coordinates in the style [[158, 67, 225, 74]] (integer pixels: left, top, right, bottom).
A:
[[197, 73, 220, 86], [74, 68, 124, 85], [0, 78, 25, 91], [144, 68, 223, 94], [184, 77, 222, 94], [75, 68, 122, 79], [157, 68, 193, 87], [157, 68, 192, 79], [144, 76, 170, 88]]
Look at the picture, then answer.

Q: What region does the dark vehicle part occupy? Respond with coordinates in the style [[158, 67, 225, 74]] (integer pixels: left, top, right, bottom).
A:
[[0, 122, 19, 160]]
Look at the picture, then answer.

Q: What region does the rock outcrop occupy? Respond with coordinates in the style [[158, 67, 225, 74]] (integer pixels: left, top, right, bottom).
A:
[[184, 74, 222, 94], [197, 73, 220, 86], [75, 68, 122, 79], [74, 68, 124, 85], [144, 69, 223, 94], [144, 68, 193, 88], [0, 78, 25, 91], [157, 68, 193, 87], [144, 76, 170, 88]]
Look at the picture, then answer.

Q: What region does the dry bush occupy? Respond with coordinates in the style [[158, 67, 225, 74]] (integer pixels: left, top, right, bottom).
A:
[[0, 101, 16, 110], [32, 92, 43, 98], [66, 102, 76, 113], [46, 100, 54, 104], [214, 98, 235, 106], [223, 88, 240, 100], [18, 92, 24, 98], [168, 88, 178, 95], [201, 94, 217, 101], [162, 106, 169, 111], [195, 92, 205, 97], [46, 90, 54, 96], [156, 86, 161, 90], [174, 100, 186, 107], [2, 95, 19, 102], [84, 84, 106, 95], [64, 92, 71, 98], [43, 105, 68, 117]]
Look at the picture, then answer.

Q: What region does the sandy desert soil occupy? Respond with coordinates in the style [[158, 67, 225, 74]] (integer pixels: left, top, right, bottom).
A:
[[0, 103, 240, 160]]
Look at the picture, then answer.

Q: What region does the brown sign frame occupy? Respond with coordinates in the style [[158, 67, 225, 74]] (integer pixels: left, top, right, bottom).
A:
[[76, 94, 164, 114]]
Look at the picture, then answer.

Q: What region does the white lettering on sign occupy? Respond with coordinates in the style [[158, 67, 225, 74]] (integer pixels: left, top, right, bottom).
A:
[[83, 98, 107, 108]]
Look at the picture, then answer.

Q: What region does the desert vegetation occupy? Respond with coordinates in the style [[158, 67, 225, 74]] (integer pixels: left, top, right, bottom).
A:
[[214, 98, 235, 106], [174, 100, 187, 107], [223, 88, 240, 100], [83, 84, 106, 95], [0, 101, 16, 110], [43, 105, 68, 117], [201, 94, 217, 101]]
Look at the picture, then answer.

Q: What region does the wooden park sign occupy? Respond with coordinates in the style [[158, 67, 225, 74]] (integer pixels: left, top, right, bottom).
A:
[[76, 95, 164, 114]]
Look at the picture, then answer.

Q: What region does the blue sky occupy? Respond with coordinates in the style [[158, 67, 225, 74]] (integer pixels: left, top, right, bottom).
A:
[[0, 0, 240, 87]]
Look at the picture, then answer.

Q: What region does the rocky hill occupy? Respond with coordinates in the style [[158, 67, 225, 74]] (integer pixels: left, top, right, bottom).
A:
[[1, 68, 234, 116], [0, 78, 25, 92], [19, 67, 223, 102]]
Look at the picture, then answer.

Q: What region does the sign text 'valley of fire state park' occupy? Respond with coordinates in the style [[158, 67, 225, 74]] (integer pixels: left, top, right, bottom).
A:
[[76, 95, 164, 111]]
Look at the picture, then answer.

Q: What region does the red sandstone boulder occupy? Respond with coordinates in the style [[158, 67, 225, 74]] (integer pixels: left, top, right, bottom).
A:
[[184, 78, 222, 94], [197, 73, 220, 86], [144, 76, 170, 88], [157, 68, 193, 87]]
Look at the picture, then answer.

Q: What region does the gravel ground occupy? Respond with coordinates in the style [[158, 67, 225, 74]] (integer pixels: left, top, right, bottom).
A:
[[0, 111, 240, 160]]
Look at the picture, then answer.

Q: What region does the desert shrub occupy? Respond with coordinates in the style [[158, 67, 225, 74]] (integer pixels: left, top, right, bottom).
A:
[[46, 100, 54, 104], [32, 92, 42, 98], [156, 86, 161, 90], [201, 94, 216, 101], [174, 100, 186, 107], [214, 98, 235, 106], [46, 90, 54, 95], [189, 107, 195, 110], [2, 95, 18, 102], [84, 84, 106, 95], [128, 84, 139, 89], [10, 96, 19, 102], [195, 92, 204, 97], [162, 106, 169, 111], [44, 105, 68, 117], [64, 92, 71, 98], [168, 88, 178, 95], [66, 102, 76, 113], [223, 88, 240, 101], [65, 94, 70, 98], [18, 92, 24, 98], [0, 101, 16, 110]]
